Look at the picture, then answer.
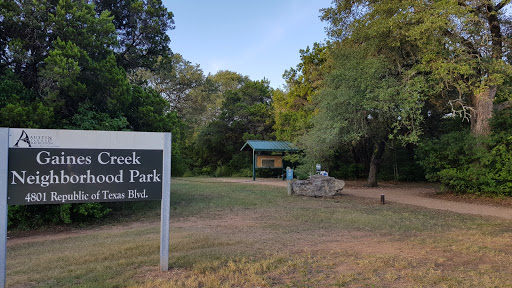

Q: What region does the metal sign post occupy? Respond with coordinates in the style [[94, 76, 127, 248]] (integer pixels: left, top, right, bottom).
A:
[[0, 128, 8, 288], [160, 133, 171, 271]]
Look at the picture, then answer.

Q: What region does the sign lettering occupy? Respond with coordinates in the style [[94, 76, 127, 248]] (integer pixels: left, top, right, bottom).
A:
[[7, 129, 167, 205]]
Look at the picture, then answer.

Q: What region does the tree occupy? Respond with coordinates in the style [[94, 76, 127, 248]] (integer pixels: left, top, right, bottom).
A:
[[187, 78, 274, 175], [1, 0, 176, 131], [274, 43, 329, 141], [303, 42, 425, 187], [177, 70, 251, 127], [201, 71, 251, 124], [321, 0, 512, 137], [0, 0, 117, 92], [0, 69, 54, 128], [130, 53, 205, 117], [0, 0, 182, 226], [93, 0, 175, 71]]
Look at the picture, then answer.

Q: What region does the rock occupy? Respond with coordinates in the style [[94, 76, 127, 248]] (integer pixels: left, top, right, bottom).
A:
[[291, 174, 345, 197]]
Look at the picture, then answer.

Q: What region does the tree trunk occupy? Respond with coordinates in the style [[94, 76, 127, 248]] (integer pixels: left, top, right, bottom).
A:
[[367, 140, 386, 187], [470, 86, 496, 137], [469, 2, 502, 137], [351, 137, 374, 177]]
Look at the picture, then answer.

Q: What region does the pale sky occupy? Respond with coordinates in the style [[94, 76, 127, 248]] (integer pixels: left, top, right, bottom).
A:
[[164, 0, 332, 89]]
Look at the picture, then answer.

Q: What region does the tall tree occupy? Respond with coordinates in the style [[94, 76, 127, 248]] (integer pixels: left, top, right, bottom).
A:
[[321, 0, 512, 137], [182, 70, 251, 127], [188, 78, 274, 174], [1, 0, 177, 132], [93, 0, 175, 71], [303, 43, 425, 186], [0, 0, 182, 225], [130, 53, 205, 117], [274, 43, 329, 141], [1, 0, 117, 91]]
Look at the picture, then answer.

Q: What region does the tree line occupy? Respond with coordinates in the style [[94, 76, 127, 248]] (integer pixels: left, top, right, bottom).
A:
[[290, 0, 512, 192], [1, 0, 511, 227]]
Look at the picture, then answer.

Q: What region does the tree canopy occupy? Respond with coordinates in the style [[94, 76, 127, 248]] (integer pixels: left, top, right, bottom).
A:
[[2, 0, 512, 206], [274, 43, 328, 142], [0, 0, 177, 133], [321, 0, 512, 136], [0, 0, 181, 226], [93, 0, 174, 71]]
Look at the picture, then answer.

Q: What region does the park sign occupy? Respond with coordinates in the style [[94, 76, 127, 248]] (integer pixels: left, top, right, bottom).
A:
[[0, 128, 172, 287], [7, 128, 169, 205]]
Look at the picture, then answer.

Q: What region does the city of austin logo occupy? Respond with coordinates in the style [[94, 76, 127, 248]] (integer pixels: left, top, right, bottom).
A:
[[14, 130, 31, 147], [14, 130, 54, 147]]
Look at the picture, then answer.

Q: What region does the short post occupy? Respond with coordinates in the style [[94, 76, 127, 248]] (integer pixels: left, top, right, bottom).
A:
[[381, 194, 385, 205], [286, 167, 293, 196]]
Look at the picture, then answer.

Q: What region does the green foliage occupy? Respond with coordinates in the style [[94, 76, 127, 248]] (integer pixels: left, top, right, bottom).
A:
[[297, 0, 512, 185], [492, 109, 512, 137], [64, 102, 130, 131], [274, 43, 328, 141], [1, 0, 182, 228], [489, 137, 512, 194], [416, 131, 478, 182], [377, 144, 425, 181], [130, 53, 206, 122], [300, 42, 425, 185], [56, 203, 111, 225], [0, 70, 54, 128], [0, 101, 54, 129], [93, 0, 175, 71], [417, 125, 512, 195], [8, 203, 111, 229], [185, 79, 274, 176], [321, 0, 512, 137]]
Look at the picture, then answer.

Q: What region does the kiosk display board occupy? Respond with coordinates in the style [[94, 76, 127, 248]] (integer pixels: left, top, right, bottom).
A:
[[255, 155, 283, 168]]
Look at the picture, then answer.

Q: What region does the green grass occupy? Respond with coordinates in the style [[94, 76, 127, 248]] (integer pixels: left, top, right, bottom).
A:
[[6, 178, 512, 287]]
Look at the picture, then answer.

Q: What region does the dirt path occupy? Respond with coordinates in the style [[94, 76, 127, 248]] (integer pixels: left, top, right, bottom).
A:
[[214, 177, 512, 220]]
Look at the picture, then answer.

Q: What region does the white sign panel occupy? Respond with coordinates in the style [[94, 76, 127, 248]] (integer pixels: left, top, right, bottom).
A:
[[7, 129, 168, 205]]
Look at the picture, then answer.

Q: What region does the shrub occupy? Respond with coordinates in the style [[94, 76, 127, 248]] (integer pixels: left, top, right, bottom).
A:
[[417, 131, 512, 196], [8, 203, 111, 229]]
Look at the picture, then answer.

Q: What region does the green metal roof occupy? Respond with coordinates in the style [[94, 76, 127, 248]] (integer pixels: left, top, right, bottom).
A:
[[240, 140, 299, 152]]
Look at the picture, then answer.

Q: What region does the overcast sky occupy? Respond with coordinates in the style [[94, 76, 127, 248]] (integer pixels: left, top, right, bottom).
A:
[[163, 0, 333, 89]]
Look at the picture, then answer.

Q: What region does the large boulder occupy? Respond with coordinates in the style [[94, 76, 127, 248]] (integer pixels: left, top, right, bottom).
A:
[[291, 174, 345, 197]]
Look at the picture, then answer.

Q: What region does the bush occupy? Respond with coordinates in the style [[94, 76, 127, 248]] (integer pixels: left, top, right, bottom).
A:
[[8, 203, 111, 229], [416, 130, 481, 182], [416, 130, 512, 196]]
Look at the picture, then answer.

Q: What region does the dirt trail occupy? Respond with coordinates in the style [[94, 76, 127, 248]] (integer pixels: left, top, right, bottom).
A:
[[214, 177, 512, 220]]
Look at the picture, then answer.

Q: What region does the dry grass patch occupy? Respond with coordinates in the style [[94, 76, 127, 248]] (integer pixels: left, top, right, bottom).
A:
[[6, 179, 512, 287]]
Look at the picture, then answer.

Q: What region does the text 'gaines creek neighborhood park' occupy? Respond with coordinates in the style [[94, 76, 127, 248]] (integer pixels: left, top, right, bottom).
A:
[[6, 128, 169, 205]]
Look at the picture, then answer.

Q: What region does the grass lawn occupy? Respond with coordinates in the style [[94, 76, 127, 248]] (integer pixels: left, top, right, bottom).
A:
[[6, 178, 512, 287]]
